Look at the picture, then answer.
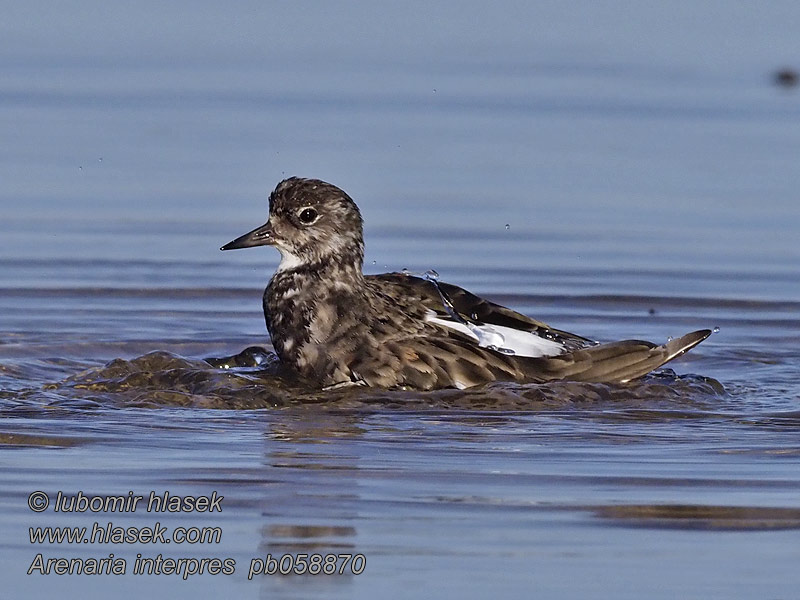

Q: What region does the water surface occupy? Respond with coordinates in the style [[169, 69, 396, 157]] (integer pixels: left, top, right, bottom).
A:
[[1, 2, 799, 598]]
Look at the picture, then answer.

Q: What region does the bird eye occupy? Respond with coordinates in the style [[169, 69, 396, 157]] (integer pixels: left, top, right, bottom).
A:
[[297, 207, 318, 224]]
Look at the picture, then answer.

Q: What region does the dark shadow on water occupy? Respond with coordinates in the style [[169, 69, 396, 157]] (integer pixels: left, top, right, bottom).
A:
[[593, 504, 800, 530]]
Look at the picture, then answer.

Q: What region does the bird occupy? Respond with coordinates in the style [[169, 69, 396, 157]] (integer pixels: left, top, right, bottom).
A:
[[221, 177, 711, 391]]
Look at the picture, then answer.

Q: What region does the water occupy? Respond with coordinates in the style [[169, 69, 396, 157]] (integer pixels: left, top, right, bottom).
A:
[[2, 2, 800, 598]]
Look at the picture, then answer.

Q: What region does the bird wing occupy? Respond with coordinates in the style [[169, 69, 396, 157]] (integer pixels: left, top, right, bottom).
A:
[[348, 328, 712, 389], [524, 329, 712, 383], [368, 273, 595, 356]]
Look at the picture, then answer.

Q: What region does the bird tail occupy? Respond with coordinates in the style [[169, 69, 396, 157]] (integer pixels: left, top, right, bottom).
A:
[[533, 329, 712, 383]]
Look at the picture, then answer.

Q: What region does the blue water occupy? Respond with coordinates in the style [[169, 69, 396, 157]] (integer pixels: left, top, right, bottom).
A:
[[1, 2, 799, 598]]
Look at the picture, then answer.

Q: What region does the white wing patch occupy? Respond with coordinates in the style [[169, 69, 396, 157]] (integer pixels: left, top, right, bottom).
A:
[[426, 312, 567, 358]]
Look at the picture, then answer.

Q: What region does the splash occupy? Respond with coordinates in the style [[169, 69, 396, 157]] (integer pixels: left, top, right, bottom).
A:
[[422, 268, 517, 355]]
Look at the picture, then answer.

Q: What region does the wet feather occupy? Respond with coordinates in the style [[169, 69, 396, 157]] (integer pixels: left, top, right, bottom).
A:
[[222, 177, 711, 390]]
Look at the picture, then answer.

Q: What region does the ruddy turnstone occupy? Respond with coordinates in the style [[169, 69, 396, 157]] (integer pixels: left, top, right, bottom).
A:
[[221, 177, 710, 390]]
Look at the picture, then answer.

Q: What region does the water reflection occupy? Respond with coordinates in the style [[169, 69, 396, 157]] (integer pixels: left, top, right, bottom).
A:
[[593, 504, 800, 530], [253, 412, 363, 598]]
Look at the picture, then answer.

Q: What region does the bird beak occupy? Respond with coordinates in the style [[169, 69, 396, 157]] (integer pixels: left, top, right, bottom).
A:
[[220, 220, 274, 251]]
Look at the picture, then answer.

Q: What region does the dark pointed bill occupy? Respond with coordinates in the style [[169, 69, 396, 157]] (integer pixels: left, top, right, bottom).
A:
[[220, 221, 274, 251]]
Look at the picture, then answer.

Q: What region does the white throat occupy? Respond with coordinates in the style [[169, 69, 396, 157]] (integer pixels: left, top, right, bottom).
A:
[[276, 248, 304, 272]]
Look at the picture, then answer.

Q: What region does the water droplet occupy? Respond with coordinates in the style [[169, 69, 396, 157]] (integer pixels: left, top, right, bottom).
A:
[[470, 312, 479, 321], [486, 345, 515, 356], [98, 157, 103, 162], [713, 326, 720, 333], [78, 166, 83, 171], [401, 268, 410, 276], [424, 269, 439, 281], [505, 224, 510, 230], [667, 336, 673, 342], [372, 260, 377, 265], [433, 88, 437, 93]]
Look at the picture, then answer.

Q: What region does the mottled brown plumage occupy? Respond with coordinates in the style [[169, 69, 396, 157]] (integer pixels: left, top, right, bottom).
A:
[[222, 177, 710, 390]]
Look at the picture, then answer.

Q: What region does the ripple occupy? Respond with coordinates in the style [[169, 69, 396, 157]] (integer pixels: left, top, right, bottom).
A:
[[28, 350, 727, 413]]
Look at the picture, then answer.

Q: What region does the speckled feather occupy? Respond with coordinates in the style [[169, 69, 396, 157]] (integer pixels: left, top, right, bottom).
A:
[[222, 177, 710, 390]]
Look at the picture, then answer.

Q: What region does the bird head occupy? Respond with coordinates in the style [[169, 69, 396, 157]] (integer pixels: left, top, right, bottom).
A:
[[221, 177, 364, 272]]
